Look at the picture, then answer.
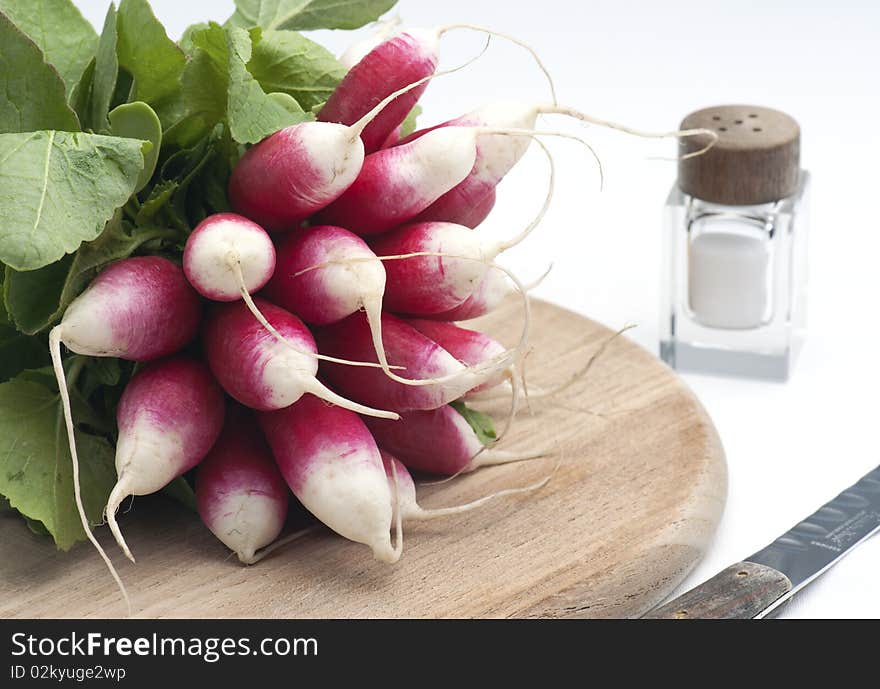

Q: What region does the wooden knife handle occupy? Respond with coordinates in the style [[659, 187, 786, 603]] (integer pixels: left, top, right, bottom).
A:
[[642, 562, 793, 619]]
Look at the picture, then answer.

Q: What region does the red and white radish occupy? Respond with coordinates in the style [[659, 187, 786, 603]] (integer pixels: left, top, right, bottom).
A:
[[406, 101, 543, 227], [315, 310, 518, 412], [314, 126, 560, 237], [184, 213, 275, 302], [380, 451, 552, 522], [50, 256, 200, 362], [368, 220, 532, 315], [258, 394, 402, 563], [320, 29, 439, 155], [421, 262, 551, 322], [338, 16, 402, 69], [202, 299, 398, 419], [265, 225, 385, 328], [48, 256, 202, 610], [196, 407, 289, 565], [320, 25, 557, 155], [107, 357, 225, 562], [229, 46, 485, 232], [424, 267, 512, 321], [366, 404, 549, 476], [404, 318, 508, 395], [313, 126, 477, 235]]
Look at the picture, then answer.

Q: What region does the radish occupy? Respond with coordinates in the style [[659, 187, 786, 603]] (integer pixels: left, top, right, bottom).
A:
[[320, 24, 556, 155], [380, 451, 552, 522], [264, 224, 406, 379], [313, 127, 562, 237], [48, 256, 202, 611], [228, 46, 486, 232], [404, 319, 508, 395], [366, 404, 549, 476], [107, 357, 225, 563], [338, 17, 402, 69], [258, 394, 403, 563], [264, 224, 386, 330], [196, 406, 290, 565], [184, 213, 395, 372], [369, 219, 543, 315], [183, 213, 276, 303], [378, 124, 404, 149], [202, 299, 398, 419], [312, 126, 477, 235], [424, 267, 512, 321], [421, 263, 551, 322], [402, 101, 540, 228], [315, 309, 522, 412], [401, 318, 524, 441]]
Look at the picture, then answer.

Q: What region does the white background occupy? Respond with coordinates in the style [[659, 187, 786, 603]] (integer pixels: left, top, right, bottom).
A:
[[76, 0, 880, 618]]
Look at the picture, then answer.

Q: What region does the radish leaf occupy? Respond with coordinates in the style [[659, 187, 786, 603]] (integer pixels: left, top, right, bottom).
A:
[[116, 0, 186, 115], [248, 30, 345, 111], [229, 0, 398, 32], [450, 401, 497, 446], [0, 0, 97, 99], [0, 378, 116, 550], [0, 131, 146, 271], [182, 23, 311, 145], [109, 101, 162, 191], [0, 323, 50, 383], [77, 5, 119, 134], [0, 12, 79, 133]]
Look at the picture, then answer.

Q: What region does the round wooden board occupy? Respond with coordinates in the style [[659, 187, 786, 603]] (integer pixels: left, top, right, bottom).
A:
[[0, 299, 726, 619]]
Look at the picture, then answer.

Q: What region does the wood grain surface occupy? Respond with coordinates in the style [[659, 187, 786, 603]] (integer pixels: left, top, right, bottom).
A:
[[0, 299, 727, 619]]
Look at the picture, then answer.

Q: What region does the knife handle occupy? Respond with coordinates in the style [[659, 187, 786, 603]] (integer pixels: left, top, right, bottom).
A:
[[642, 562, 793, 619]]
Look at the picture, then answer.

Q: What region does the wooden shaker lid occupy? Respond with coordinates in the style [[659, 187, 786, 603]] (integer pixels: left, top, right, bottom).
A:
[[678, 105, 800, 205]]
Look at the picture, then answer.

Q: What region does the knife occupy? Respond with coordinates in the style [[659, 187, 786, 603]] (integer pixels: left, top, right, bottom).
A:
[[644, 464, 880, 619]]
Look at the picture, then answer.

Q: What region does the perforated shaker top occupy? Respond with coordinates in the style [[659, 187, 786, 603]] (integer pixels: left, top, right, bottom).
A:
[[678, 105, 801, 205]]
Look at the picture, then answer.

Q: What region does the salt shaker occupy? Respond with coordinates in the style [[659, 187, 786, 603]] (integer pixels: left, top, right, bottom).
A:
[[660, 105, 810, 381]]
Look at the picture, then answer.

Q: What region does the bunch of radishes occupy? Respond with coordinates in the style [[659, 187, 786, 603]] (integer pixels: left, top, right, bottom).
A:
[[44, 23, 582, 611]]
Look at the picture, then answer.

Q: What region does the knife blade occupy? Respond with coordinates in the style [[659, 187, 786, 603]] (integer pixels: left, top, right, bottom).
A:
[[643, 464, 880, 619]]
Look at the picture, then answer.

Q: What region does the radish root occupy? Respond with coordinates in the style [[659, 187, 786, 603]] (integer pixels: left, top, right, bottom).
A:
[[438, 24, 558, 105], [105, 480, 135, 563], [472, 324, 637, 406], [538, 104, 719, 160], [240, 524, 320, 565], [306, 378, 400, 420], [49, 327, 131, 616], [410, 459, 557, 521]]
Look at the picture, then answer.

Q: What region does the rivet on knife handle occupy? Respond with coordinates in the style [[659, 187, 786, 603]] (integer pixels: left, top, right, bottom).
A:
[[642, 562, 793, 619]]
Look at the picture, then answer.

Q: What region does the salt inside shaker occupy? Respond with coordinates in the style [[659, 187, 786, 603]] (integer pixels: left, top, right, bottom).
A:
[[660, 105, 810, 381]]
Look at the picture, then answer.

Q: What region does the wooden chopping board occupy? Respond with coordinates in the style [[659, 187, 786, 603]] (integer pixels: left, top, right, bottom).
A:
[[0, 299, 726, 619]]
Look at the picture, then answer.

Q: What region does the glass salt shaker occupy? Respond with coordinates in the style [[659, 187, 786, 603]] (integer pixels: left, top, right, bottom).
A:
[[660, 105, 810, 381]]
